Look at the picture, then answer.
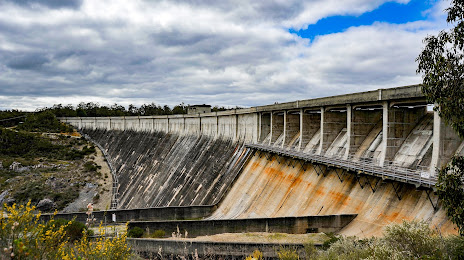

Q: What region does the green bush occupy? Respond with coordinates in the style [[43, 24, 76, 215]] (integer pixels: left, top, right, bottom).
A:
[[17, 111, 72, 133], [127, 226, 144, 238], [47, 219, 90, 242], [84, 161, 101, 172], [150, 229, 166, 238]]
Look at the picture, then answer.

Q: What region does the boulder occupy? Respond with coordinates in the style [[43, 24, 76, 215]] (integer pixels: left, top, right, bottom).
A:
[[36, 199, 56, 212]]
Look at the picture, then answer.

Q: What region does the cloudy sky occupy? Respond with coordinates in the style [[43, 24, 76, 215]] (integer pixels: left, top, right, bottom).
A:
[[0, 0, 450, 110]]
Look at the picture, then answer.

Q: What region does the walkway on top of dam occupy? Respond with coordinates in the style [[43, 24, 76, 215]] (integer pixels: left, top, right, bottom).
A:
[[246, 143, 437, 189]]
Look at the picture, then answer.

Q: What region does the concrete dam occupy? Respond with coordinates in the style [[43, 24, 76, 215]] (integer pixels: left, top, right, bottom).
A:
[[61, 85, 463, 238]]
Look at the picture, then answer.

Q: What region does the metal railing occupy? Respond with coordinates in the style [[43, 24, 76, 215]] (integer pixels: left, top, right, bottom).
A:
[[83, 134, 119, 209], [246, 143, 437, 188]]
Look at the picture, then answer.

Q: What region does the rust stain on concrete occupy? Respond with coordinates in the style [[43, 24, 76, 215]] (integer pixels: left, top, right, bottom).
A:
[[209, 153, 457, 237]]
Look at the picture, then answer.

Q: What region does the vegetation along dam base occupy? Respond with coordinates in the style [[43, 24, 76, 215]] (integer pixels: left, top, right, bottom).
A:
[[60, 85, 464, 256]]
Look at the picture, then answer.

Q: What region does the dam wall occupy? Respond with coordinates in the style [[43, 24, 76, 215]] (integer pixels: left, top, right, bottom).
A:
[[60, 85, 463, 237], [208, 153, 456, 237], [82, 129, 252, 209], [61, 85, 463, 176]]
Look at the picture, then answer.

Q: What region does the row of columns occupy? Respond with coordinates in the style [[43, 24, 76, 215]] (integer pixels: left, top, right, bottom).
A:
[[259, 102, 459, 174]]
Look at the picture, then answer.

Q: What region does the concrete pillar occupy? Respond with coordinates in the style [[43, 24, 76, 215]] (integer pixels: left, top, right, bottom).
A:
[[183, 116, 186, 133], [380, 101, 388, 166], [199, 116, 202, 134], [282, 112, 287, 148], [216, 114, 219, 137], [166, 117, 169, 133], [258, 113, 262, 144], [122, 116, 126, 131], [94, 117, 97, 130], [430, 106, 462, 176], [269, 113, 273, 145], [345, 105, 352, 159], [234, 114, 238, 141], [318, 108, 324, 155], [299, 109, 303, 151]]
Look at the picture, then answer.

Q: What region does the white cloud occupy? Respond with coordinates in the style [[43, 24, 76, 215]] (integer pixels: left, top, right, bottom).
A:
[[0, 0, 449, 110]]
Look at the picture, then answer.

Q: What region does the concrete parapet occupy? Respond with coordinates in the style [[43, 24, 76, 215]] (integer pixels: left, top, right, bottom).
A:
[[41, 205, 215, 223], [129, 239, 311, 259], [128, 214, 357, 238]]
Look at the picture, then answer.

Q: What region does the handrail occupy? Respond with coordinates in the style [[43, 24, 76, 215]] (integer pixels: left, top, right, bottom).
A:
[[246, 143, 437, 188]]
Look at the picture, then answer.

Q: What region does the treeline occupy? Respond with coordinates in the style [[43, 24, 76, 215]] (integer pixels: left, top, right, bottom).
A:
[[0, 110, 27, 127], [42, 102, 230, 117]]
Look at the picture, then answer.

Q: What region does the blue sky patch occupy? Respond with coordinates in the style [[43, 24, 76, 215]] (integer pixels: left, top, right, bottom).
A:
[[290, 0, 436, 40]]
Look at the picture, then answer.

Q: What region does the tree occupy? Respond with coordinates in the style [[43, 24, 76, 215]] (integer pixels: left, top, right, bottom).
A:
[[416, 0, 464, 138], [416, 0, 464, 235]]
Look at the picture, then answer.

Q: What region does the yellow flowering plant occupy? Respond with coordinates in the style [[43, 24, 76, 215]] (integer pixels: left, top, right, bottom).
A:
[[0, 202, 131, 259]]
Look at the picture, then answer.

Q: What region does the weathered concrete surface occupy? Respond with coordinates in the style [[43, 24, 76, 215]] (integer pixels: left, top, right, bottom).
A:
[[82, 129, 251, 209], [128, 214, 357, 238], [209, 153, 456, 237], [129, 238, 309, 259], [41, 205, 215, 223]]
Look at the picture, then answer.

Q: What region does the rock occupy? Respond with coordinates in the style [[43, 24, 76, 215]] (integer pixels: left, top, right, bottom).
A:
[[36, 199, 56, 212], [0, 190, 9, 204]]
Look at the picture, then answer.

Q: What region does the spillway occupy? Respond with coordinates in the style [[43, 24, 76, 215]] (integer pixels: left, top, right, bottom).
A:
[[208, 153, 455, 237], [84, 129, 250, 209]]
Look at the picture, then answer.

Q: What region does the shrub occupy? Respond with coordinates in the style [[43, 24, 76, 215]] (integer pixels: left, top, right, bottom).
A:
[[246, 250, 263, 260], [277, 246, 299, 260], [0, 202, 130, 259], [128, 226, 144, 238], [150, 229, 166, 238], [49, 218, 88, 242], [84, 161, 101, 172]]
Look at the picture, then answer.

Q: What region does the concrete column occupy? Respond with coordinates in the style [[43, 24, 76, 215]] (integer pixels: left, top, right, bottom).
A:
[[431, 108, 442, 175], [345, 105, 352, 159], [258, 113, 262, 144], [299, 109, 303, 151], [94, 117, 97, 130], [232, 114, 238, 141], [199, 116, 202, 134], [166, 117, 169, 133], [282, 112, 287, 148], [122, 116, 126, 131], [79, 117, 82, 129], [269, 113, 273, 145], [430, 106, 462, 176], [216, 114, 219, 137], [183, 116, 186, 133], [318, 108, 324, 155], [380, 101, 389, 166]]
